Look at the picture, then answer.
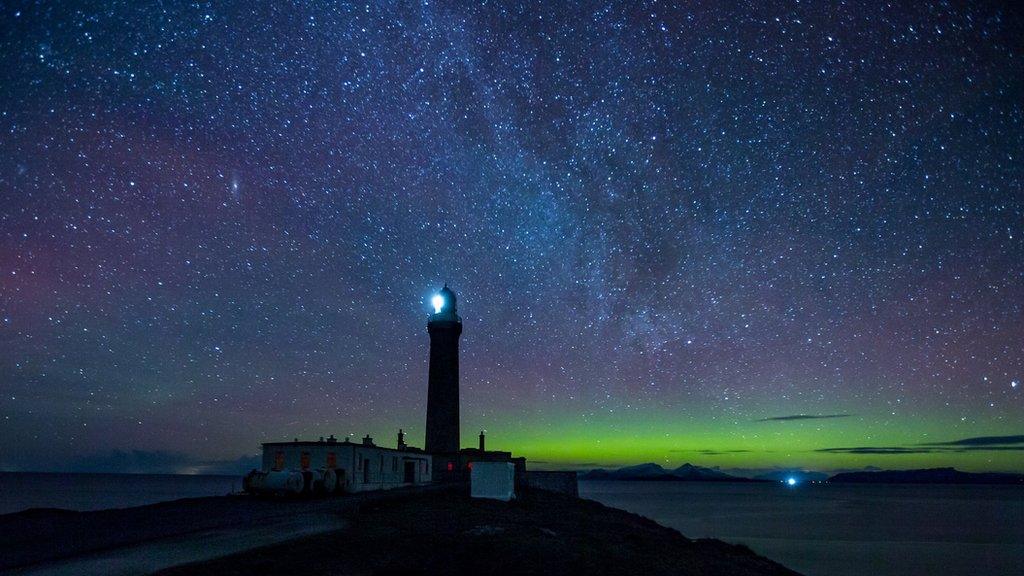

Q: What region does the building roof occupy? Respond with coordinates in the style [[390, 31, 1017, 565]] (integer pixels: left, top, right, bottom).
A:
[[261, 439, 427, 455]]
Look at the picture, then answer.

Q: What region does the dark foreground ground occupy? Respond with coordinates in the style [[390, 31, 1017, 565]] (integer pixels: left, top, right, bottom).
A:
[[0, 485, 799, 575], [155, 487, 799, 576]]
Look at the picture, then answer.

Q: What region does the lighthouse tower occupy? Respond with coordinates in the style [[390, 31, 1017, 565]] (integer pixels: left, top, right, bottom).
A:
[[425, 284, 462, 458]]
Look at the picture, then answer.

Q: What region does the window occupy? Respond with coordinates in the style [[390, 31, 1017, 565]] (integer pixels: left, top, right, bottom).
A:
[[392, 457, 398, 472]]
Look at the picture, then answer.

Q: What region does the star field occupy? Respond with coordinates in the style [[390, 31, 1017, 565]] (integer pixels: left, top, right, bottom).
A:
[[0, 1, 1021, 473]]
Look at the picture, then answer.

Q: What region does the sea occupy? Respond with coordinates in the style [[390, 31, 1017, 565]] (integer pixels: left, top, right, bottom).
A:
[[0, 472, 1021, 576], [580, 480, 1024, 576], [0, 472, 240, 515]]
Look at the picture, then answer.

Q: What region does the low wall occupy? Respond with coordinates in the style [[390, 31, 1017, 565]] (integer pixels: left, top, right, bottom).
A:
[[524, 471, 578, 497]]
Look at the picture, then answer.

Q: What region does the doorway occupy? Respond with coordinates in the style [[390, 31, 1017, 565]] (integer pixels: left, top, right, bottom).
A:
[[403, 460, 416, 483]]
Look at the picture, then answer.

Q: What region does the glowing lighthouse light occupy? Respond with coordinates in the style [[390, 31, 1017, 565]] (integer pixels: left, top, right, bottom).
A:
[[786, 477, 797, 486], [432, 294, 445, 313]]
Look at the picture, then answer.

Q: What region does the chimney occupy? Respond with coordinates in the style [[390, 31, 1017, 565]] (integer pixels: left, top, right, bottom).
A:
[[397, 429, 407, 450], [362, 434, 374, 446], [479, 430, 485, 452], [327, 434, 337, 443]]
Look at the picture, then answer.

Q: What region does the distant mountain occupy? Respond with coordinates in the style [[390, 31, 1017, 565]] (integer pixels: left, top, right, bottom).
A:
[[580, 463, 757, 482], [616, 463, 672, 478], [579, 463, 671, 481], [827, 467, 1024, 485], [671, 463, 737, 481], [829, 466, 882, 475], [754, 470, 829, 483]]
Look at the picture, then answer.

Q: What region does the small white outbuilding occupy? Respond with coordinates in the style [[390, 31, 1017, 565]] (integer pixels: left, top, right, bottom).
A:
[[470, 461, 516, 501]]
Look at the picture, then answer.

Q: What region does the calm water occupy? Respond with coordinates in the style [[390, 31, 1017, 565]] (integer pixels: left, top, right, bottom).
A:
[[0, 472, 239, 515], [580, 480, 1024, 576]]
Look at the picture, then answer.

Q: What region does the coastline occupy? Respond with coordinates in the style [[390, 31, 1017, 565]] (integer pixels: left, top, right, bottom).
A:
[[0, 485, 799, 576]]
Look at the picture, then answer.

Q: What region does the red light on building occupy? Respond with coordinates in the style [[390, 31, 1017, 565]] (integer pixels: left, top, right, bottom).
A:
[[446, 461, 454, 472], [467, 461, 473, 470]]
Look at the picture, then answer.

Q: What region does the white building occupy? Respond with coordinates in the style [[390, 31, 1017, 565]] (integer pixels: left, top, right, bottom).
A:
[[261, 433, 432, 493]]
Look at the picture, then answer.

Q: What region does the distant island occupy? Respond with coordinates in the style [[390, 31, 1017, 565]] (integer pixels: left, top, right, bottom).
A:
[[579, 464, 1024, 485], [827, 467, 1024, 485], [580, 463, 765, 482]]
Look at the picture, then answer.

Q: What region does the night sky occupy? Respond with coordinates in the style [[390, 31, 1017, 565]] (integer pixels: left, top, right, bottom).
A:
[[1, 1, 1022, 475]]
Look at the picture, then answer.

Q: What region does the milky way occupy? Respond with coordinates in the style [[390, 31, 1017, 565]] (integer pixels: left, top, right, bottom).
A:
[[1, 1, 1021, 473]]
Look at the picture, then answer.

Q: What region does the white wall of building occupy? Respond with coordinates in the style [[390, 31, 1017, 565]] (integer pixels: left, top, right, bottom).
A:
[[261, 442, 432, 492], [470, 461, 516, 501]]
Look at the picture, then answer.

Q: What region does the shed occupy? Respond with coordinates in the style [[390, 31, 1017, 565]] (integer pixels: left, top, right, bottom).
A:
[[470, 461, 516, 501]]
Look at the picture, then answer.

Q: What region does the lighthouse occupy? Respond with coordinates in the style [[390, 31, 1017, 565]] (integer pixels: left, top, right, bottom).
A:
[[248, 284, 575, 496], [425, 284, 462, 458]]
